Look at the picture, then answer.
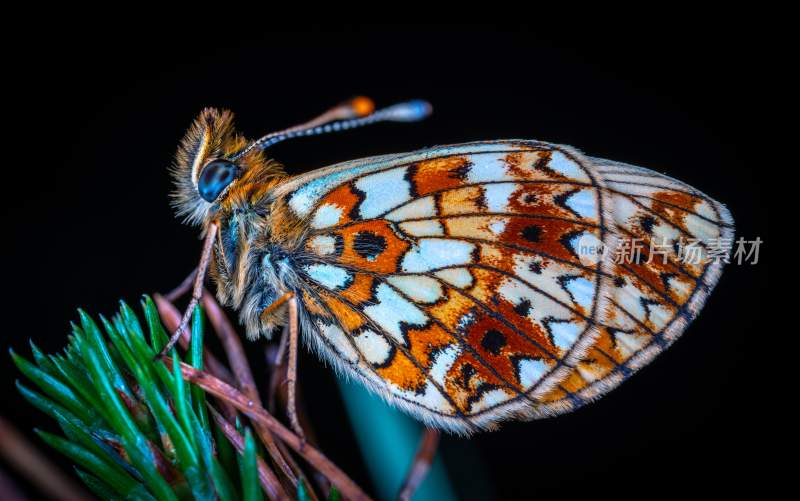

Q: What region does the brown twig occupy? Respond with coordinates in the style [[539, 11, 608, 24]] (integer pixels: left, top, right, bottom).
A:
[[397, 428, 440, 501], [153, 294, 234, 384], [154, 293, 237, 422], [266, 344, 281, 415], [0, 416, 91, 501], [173, 360, 372, 501], [159, 220, 219, 357], [267, 347, 320, 448], [163, 284, 320, 499], [266, 339, 331, 498], [275, 434, 324, 501], [164, 267, 197, 303], [267, 346, 331, 497], [208, 406, 290, 501], [201, 290, 300, 489]]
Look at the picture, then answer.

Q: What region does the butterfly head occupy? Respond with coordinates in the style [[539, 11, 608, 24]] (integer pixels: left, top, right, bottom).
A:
[[171, 108, 284, 225], [171, 99, 432, 225]]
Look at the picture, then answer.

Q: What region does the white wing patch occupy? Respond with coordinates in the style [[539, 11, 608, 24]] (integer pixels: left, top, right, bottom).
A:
[[401, 239, 476, 273], [308, 235, 338, 256], [562, 188, 597, 219], [354, 330, 393, 366], [434, 268, 475, 288], [482, 183, 517, 212], [311, 203, 344, 229], [354, 167, 412, 218], [385, 196, 437, 221], [399, 220, 445, 237], [387, 275, 444, 304], [304, 263, 352, 290], [549, 151, 591, 181], [362, 283, 428, 345], [466, 153, 516, 183]]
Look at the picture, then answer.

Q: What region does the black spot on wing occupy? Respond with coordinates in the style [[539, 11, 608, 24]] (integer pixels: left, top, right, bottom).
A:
[[464, 382, 501, 412], [353, 231, 387, 260], [460, 363, 477, 388], [476, 186, 488, 210], [481, 329, 507, 355], [521, 225, 542, 243], [513, 299, 532, 317], [529, 261, 543, 274], [452, 161, 473, 180], [640, 215, 656, 235]]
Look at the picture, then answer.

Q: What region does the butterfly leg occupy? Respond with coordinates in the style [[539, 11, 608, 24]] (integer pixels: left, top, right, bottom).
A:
[[258, 291, 295, 324], [158, 221, 219, 358], [260, 292, 306, 443], [286, 295, 307, 446]]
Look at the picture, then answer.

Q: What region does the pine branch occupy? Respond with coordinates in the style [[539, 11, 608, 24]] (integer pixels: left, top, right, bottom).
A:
[[10, 297, 353, 501]]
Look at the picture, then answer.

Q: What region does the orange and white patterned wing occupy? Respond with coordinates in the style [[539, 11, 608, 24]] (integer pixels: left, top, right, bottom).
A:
[[276, 141, 733, 434]]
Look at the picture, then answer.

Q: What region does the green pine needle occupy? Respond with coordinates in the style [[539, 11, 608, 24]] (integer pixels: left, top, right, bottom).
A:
[[12, 296, 264, 501]]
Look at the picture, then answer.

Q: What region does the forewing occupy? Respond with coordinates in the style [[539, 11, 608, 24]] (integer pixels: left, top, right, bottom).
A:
[[281, 141, 733, 433]]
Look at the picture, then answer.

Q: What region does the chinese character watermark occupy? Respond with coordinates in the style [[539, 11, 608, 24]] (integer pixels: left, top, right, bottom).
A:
[[573, 235, 763, 266]]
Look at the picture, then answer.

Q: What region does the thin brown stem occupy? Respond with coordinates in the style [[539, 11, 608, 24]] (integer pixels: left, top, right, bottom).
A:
[[286, 297, 305, 443], [173, 360, 372, 501], [274, 440, 322, 501], [164, 267, 197, 303], [275, 325, 289, 366], [267, 347, 320, 448], [208, 406, 290, 501], [153, 293, 234, 384], [201, 290, 299, 488], [159, 221, 218, 357], [266, 337, 285, 415], [0, 416, 91, 501], [267, 348, 330, 498], [154, 293, 239, 422], [397, 428, 441, 501]]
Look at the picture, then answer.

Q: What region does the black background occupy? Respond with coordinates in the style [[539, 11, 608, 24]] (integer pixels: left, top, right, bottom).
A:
[[2, 25, 768, 499]]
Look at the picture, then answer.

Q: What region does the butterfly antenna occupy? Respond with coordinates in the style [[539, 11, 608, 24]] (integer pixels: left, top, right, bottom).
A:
[[231, 97, 432, 160]]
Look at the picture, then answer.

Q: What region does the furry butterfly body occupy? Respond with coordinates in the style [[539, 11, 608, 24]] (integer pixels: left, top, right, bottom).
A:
[[171, 102, 733, 434]]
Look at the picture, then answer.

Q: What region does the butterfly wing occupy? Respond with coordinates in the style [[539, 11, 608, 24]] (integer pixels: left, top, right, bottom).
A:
[[277, 141, 733, 434]]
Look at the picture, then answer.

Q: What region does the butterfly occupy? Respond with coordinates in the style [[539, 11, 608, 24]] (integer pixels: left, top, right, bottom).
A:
[[164, 97, 734, 435]]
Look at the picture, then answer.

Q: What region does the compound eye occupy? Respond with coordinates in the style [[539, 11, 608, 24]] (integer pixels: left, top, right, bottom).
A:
[[198, 160, 238, 202]]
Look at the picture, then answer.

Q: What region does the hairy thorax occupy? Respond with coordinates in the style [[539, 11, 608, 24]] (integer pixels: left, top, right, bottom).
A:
[[209, 168, 307, 340]]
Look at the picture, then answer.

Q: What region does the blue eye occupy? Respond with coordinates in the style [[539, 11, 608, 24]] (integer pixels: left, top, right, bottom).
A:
[[198, 160, 238, 202]]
